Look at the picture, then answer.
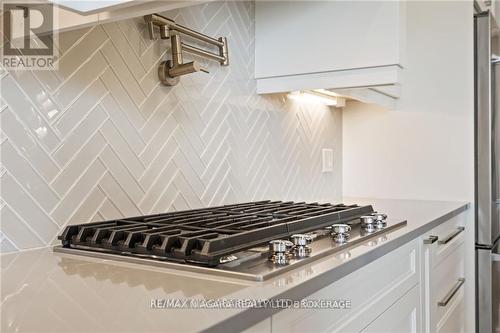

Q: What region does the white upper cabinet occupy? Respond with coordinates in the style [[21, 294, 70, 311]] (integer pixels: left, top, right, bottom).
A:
[[255, 1, 406, 106], [51, 1, 137, 15], [10, 1, 210, 35]]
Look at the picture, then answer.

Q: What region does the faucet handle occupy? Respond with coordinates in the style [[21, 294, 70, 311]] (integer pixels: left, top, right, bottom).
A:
[[169, 61, 209, 77], [189, 60, 209, 74], [159, 60, 209, 86]]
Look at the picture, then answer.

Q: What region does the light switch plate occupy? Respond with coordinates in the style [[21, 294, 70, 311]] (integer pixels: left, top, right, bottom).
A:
[[322, 148, 334, 172]]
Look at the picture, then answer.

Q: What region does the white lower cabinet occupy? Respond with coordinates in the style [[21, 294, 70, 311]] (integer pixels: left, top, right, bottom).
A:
[[272, 239, 420, 333], [266, 212, 468, 333], [362, 285, 420, 333], [421, 213, 466, 333]]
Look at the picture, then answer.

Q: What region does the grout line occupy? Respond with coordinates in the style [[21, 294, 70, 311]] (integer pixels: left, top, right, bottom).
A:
[[97, 183, 126, 218], [52, 38, 110, 95], [150, 169, 179, 213], [2, 138, 62, 201], [97, 167, 143, 215], [50, 99, 110, 165], [138, 148, 177, 204], [47, 176, 108, 247], [49, 130, 108, 191], [98, 71, 148, 138], [48, 143, 108, 218], [0, 230, 20, 252], [139, 86, 176, 128], [101, 25, 148, 100], [138, 107, 178, 159], [50, 73, 109, 126], [100, 117, 147, 169], [98, 93, 147, 148], [97, 128, 147, 193], [1, 197, 52, 247]]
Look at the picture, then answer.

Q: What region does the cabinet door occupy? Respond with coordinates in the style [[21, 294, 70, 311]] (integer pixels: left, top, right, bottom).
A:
[[362, 285, 420, 333], [435, 288, 465, 333], [255, 1, 405, 79], [420, 213, 466, 333]]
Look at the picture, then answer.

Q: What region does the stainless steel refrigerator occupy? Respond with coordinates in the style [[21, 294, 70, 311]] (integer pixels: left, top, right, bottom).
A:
[[475, 10, 500, 333]]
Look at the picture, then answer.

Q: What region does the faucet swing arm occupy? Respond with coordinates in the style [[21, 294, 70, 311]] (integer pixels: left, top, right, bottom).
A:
[[144, 13, 229, 86]]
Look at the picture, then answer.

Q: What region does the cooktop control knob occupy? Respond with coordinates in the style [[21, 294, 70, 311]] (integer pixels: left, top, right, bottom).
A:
[[290, 234, 313, 258], [330, 224, 351, 244], [371, 212, 387, 228], [268, 240, 293, 265], [360, 215, 377, 233]]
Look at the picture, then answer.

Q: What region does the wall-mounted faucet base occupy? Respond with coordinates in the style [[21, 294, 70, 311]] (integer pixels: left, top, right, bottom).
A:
[[158, 60, 180, 86]]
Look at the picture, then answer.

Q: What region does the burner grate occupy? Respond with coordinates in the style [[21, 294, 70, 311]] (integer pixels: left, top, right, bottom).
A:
[[58, 200, 373, 266]]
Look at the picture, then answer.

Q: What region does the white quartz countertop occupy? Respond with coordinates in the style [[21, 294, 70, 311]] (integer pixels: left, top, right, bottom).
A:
[[0, 198, 469, 332]]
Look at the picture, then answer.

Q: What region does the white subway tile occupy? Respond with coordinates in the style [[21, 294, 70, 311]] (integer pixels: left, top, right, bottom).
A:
[[99, 65, 146, 126], [172, 149, 205, 198], [51, 132, 107, 196], [50, 158, 106, 226], [139, 113, 177, 166], [0, 173, 59, 243], [57, 26, 92, 55], [139, 159, 176, 213], [0, 107, 59, 181], [54, 79, 107, 137], [7, 70, 62, 121], [0, 231, 19, 253], [53, 51, 107, 108], [56, 26, 108, 81], [1, 75, 61, 151], [139, 135, 177, 191], [98, 173, 141, 217], [140, 98, 177, 142], [102, 22, 146, 81], [100, 42, 146, 107], [1, 140, 59, 212], [0, 206, 44, 250], [99, 146, 144, 204], [52, 105, 107, 166], [65, 186, 106, 226], [97, 198, 122, 220], [100, 120, 144, 179], [100, 91, 145, 154]]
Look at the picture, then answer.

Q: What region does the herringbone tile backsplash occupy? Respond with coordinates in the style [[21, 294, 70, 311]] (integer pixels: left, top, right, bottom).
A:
[[0, 1, 341, 252]]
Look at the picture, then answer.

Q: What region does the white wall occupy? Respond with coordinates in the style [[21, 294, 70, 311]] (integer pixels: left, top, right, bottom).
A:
[[0, 1, 342, 253], [342, 2, 474, 331], [343, 1, 474, 202]]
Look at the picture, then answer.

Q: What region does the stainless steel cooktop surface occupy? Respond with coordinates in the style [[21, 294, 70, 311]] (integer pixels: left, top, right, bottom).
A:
[[54, 200, 407, 281]]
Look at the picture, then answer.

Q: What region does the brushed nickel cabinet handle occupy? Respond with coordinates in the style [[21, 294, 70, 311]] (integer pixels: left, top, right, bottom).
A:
[[437, 278, 465, 307], [423, 235, 438, 244], [437, 226, 465, 245]]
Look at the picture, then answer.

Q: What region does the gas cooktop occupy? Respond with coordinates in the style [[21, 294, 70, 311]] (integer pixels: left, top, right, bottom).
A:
[[54, 200, 407, 281]]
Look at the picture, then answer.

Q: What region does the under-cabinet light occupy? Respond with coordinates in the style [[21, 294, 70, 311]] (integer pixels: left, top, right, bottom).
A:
[[287, 90, 343, 106]]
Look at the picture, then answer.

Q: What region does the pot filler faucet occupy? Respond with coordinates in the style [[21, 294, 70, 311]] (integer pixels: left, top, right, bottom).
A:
[[144, 13, 229, 86]]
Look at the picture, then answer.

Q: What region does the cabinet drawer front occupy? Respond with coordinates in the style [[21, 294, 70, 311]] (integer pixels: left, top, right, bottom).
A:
[[362, 285, 421, 333], [272, 239, 419, 333], [435, 287, 465, 333], [422, 213, 466, 268], [430, 242, 465, 328]]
